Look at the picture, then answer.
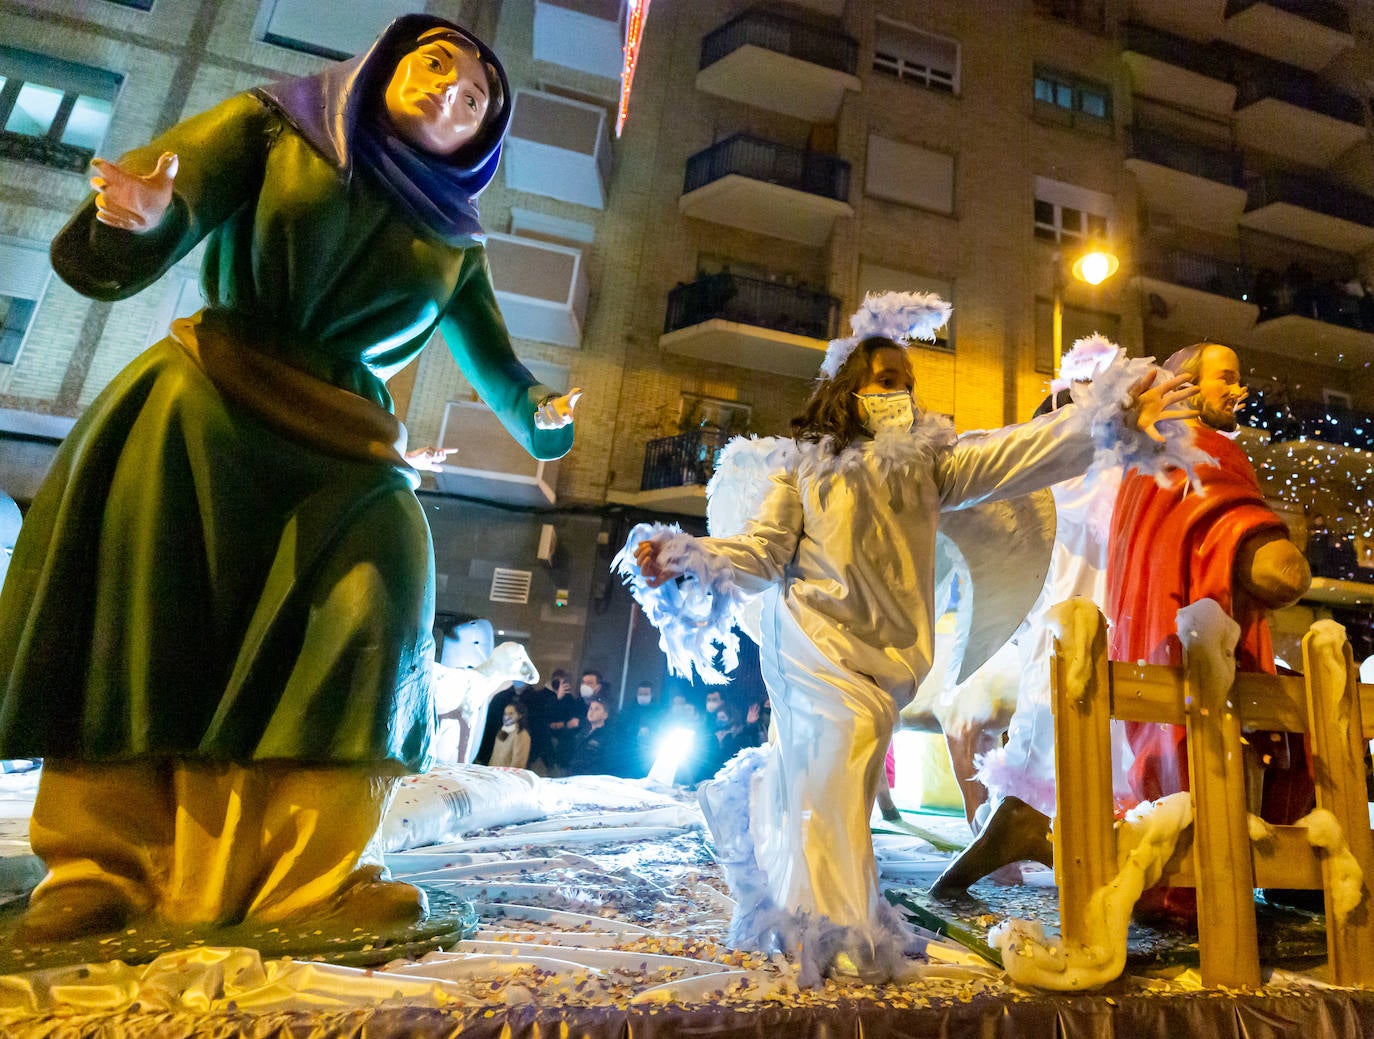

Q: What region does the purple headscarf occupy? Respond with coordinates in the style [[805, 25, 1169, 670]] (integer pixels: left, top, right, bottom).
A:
[[254, 14, 511, 243]]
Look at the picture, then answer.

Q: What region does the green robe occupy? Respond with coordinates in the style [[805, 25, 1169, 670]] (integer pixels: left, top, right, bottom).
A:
[[0, 92, 571, 770]]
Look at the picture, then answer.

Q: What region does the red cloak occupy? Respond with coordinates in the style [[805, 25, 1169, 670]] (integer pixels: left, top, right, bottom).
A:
[[1107, 424, 1307, 818]]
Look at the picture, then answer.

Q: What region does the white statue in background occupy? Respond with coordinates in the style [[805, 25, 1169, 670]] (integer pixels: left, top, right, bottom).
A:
[[431, 641, 539, 764]]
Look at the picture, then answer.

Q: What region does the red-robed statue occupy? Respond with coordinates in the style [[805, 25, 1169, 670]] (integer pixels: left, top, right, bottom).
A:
[[1107, 342, 1314, 825]]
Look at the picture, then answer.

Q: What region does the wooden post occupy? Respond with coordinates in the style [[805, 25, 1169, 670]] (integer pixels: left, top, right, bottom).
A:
[[1179, 600, 1260, 988], [1302, 621, 1374, 987], [1050, 599, 1116, 949]]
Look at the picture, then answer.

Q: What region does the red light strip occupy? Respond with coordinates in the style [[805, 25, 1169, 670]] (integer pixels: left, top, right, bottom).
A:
[[616, 0, 651, 137]]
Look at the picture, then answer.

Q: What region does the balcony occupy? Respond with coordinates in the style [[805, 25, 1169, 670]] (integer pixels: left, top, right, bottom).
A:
[[1249, 273, 1374, 368], [1120, 24, 1236, 117], [432, 401, 560, 507], [484, 232, 588, 349], [503, 90, 612, 209], [532, 0, 624, 79], [627, 429, 732, 516], [1234, 68, 1366, 168], [1125, 127, 1246, 236], [1132, 250, 1258, 342], [659, 272, 841, 379], [1222, 0, 1353, 73], [1240, 172, 1374, 255], [696, 8, 861, 123], [679, 135, 853, 246]]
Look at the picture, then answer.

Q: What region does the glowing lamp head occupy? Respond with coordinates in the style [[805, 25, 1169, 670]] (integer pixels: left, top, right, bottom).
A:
[[1071, 249, 1119, 286]]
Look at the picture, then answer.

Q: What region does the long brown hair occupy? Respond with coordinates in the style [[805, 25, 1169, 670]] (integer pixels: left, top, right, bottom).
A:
[[791, 337, 912, 453]]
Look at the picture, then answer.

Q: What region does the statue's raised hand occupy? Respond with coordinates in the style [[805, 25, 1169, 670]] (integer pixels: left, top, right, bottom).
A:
[[89, 151, 178, 233]]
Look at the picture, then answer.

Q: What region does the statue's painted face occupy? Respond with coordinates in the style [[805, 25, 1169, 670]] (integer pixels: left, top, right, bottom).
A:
[[384, 37, 490, 155], [1195, 343, 1246, 432]]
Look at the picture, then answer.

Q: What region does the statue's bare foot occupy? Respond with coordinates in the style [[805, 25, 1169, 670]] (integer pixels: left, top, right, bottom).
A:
[[18, 880, 136, 942], [929, 796, 1052, 897]]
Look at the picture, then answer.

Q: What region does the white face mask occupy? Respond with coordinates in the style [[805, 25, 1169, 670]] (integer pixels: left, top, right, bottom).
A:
[[502, 720, 517, 732], [854, 390, 914, 435], [637, 693, 652, 705], [580, 683, 596, 698]]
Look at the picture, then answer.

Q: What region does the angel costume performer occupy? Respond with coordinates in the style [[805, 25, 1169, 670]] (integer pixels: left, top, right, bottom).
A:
[[616, 295, 1198, 981]]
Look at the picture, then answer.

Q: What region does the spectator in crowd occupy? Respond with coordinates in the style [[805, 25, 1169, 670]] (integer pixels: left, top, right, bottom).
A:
[[544, 669, 583, 774], [521, 666, 561, 775], [662, 690, 713, 784], [579, 668, 609, 708], [568, 695, 614, 774], [619, 680, 664, 776], [488, 700, 531, 769]]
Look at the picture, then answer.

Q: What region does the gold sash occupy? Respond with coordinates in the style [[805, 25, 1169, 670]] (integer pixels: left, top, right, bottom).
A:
[[171, 314, 413, 474]]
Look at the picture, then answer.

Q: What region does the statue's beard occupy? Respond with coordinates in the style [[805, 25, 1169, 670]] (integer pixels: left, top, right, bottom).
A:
[[1200, 400, 1238, 432]]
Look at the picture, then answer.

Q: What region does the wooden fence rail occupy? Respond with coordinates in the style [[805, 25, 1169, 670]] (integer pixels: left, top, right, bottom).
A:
[[1049, 598, 1374, 988]]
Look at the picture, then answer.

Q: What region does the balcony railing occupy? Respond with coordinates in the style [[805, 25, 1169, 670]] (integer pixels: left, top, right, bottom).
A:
[[0, 131, 92, 174], [1247, 171, 1374, 229], [1121, 22, 1224, 81], [1225, 0, 1350, 35], [664, 272, 841, 340], [1128, 126, 1243, 186], [701, 7, 858, 74], [641, 429, 731, 491], [1252, 267, 1374, 331], [684, 134, 850, 202], [1236, 66, 1364, 125], [1139, 249, 1252, 301], [1246, 392, 1374, 452]]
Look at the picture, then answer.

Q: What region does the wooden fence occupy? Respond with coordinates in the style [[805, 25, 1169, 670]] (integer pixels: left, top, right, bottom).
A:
[[1049, 598, 1374, 988]]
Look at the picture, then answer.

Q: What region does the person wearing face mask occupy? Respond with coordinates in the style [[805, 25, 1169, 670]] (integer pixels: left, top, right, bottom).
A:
[[488, 701, 531, 770], [618, 292, 1199, 980], [620, 681, 663, 776]]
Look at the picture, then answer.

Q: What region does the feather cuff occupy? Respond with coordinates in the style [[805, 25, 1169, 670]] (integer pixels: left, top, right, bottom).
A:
[[612, 522, 746, 685]]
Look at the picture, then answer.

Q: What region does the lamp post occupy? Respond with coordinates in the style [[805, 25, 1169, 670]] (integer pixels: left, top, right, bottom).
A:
[[1052, 243, 1120, 375]]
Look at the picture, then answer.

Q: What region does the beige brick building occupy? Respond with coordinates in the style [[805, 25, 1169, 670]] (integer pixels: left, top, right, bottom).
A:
[[2, 0, 1373, 692]]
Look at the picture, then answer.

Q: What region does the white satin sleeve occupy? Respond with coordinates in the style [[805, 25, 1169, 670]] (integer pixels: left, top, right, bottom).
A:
[[936, 406, 1094, 511], [697, 467, 804, 595]]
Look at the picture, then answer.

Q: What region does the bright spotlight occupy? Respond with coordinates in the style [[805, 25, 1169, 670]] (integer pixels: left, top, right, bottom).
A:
[[647, 726, 695, 787]]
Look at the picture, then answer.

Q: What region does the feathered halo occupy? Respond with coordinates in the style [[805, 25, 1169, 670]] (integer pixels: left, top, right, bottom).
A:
[[819, 291, 952, 380], [1052, 332, 1121, 393]]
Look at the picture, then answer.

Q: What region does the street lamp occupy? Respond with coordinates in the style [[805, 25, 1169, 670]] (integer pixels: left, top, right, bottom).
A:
[[1053, 242, 1121, 375]]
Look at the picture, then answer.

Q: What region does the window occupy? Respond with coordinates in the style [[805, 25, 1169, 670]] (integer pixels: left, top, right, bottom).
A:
[[1033, 176, 1112, 245], [0, 48, 121, 173], [257, 0, 420, 60], [0, 296, 36, 366], [858, 261, 953, 352], [1033, 65, 1112, 127], [873, 18, 958, 94], [1034, 300, 1119, 375], [865, 135, 954, 215], [0, 236, 53, 367]]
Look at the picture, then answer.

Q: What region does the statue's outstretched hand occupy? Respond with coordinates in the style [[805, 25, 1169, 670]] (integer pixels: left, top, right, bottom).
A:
[[1128, 370, 1198, 442], [405, 446, 452, 472], [534, 387, 582, 430], [90, 151, 178, 233]]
